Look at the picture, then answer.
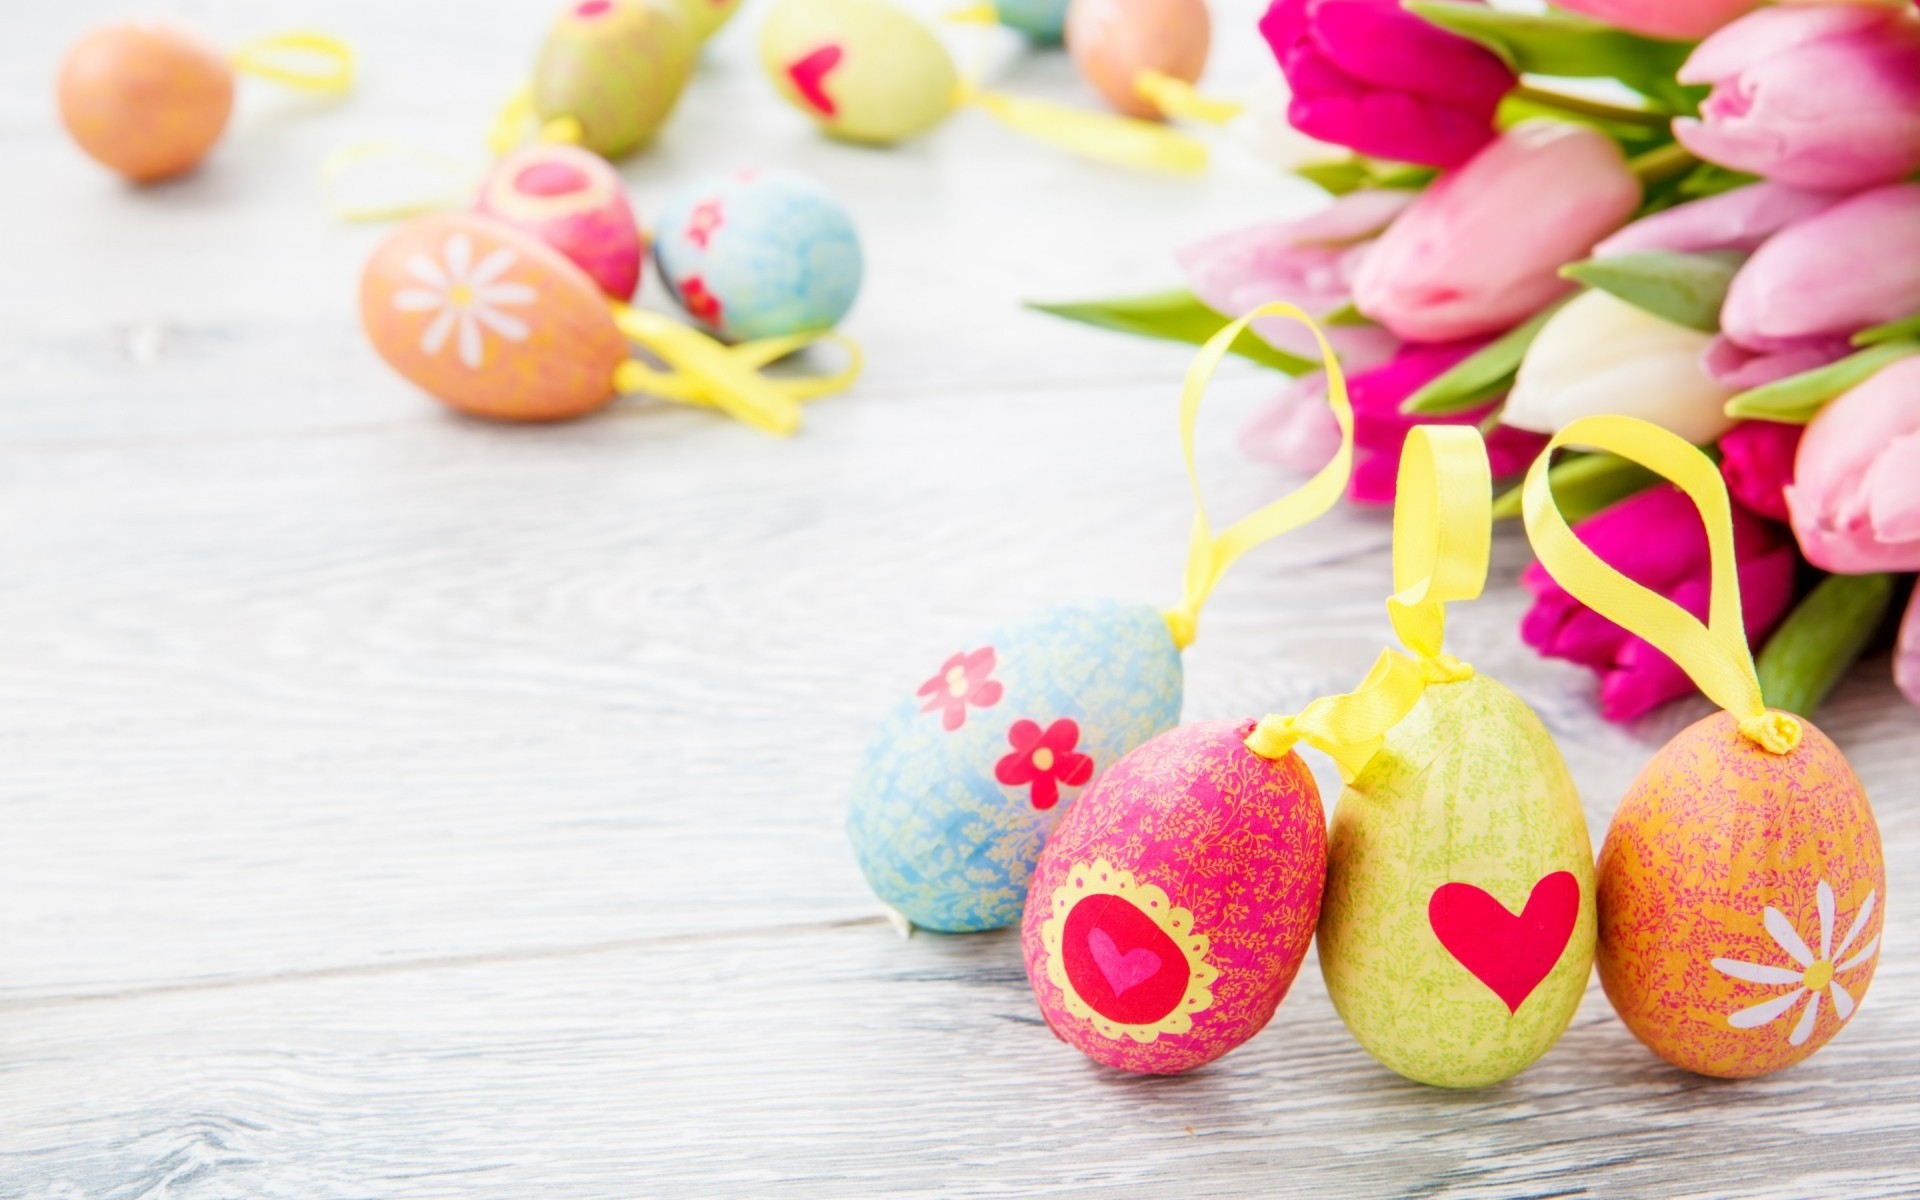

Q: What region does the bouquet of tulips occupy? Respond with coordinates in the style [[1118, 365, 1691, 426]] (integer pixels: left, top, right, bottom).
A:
[[1041, 0, 1920, 722]]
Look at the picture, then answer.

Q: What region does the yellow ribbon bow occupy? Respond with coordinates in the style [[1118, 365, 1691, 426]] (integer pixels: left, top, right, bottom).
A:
[[1245, 424, 1493, 778], [1521, 415, 1801, 755], [1162, 301, 1356, 650], [487, 85, 587, 158], [610, 306, 862, 437], [230, 32, 356, 93]]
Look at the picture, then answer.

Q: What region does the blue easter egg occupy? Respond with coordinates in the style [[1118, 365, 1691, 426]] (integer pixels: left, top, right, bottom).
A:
[[652, 168, 862, 341], [847, 599, 1184, 933], [997, 0, 1068, 41]]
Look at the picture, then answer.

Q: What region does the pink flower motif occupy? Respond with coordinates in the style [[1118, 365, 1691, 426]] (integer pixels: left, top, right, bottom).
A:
[[995, 718, 1094, 810], [686, 199, 724, 250], [916, 648, 1003, 732]]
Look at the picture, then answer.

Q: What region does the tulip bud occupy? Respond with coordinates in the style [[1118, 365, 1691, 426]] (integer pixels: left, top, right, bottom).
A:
[[1784, 355, 1920, 574], [1721, 183, 1920, 353], [1551, 0, 1761, 40]]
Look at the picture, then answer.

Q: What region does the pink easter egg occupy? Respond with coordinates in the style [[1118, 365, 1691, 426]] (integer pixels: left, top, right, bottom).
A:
[[1021, 719, 1326, 1074], [474, 144, 645, 301]]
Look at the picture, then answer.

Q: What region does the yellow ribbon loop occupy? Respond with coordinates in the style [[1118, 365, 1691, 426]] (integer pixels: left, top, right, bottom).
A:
[[1134, 71, 1244, 125], [1246, 425, 1492, 777], [231, 32, 356, 94], [945, 1, 1001, 22], [489, 86, 587, 157], [617, 329, 862, 410], [611, 306, 863, 436], [961, 87, 1209, 174], [1164, 302, 1356, 649], [321, 140, 472, 222], [1521, 414, 1801, 755]]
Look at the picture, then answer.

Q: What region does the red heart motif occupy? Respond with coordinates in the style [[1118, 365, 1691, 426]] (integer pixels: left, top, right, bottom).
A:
[[786, 45, 843, 117], [1428, 871, 1580, 1014]]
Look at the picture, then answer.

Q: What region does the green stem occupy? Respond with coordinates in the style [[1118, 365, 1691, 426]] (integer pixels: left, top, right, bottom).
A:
[[1756, 573, 1899, 716], [1510, 83, 1670, 128], [1628, 142, 1700, 187]]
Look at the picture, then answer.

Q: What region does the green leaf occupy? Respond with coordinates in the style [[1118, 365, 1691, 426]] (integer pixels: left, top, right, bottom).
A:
[[1401, 301, 1566, 416], [1292, 157, 1436, 196], [1724, 340, 1920, 423], [1490, 452, 1659, 522], [1405, 2, 1698, 107], [1321, 301, 1373, 328], [1026, 290, 1317, 374], [1560, 251, 1743, 332], [1678, 163, 1761, 199], [1757, 573, 1899, 716], [1853, 312, 1920, 347]]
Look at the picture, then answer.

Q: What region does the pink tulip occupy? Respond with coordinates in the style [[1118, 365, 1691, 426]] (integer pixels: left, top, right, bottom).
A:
[[1722, 184, 1920, 354], [1241, 339, 1547, 505], [1592, 182, 1847, 259], [1260, 0, 1517, 168], [1897, 587, 1920, 707], [1703, 333, 1854, 391], [1522, 484, 1799, 722], [1674, 5, 1920, 190], [1178, 189, 1409, 371], [1550, 0, 1761, 40], [1719, 420, 1803, 522], [1785, 355, 1920, 573], [1352, 122, 1640, 343]]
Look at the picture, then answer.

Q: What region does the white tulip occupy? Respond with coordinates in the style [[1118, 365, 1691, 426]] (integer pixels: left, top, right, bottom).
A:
[[1503, 289, 1737, 444]]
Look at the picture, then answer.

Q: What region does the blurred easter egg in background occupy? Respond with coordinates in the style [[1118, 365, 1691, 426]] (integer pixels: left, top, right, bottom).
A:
[[674, 0, 744, 41], [1021, 719, 1327, 1075], [532, 0, 697, 159], [1597, 712, 1884, 1079], [58, 23, 234, 182], [1066, 0, 1209, 120], [360, 212, 628, 422], [847, 600, 1183, 934], [475, 143, 644, 300], [996, 0, 1071, 43], [653, 169, 863, 341], [759, 0, 958, 145], [1317, 675, 1595, 1089]]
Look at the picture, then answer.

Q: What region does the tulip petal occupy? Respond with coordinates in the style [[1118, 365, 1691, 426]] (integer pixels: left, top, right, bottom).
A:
[[1680, 4, 1897, 86], [1595, 183, 1848, 259], [1862, 430, 1920, 547], [1898, 588, 1920, 707]]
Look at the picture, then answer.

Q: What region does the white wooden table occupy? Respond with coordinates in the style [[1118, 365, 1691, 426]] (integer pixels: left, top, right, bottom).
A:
[[2, 2, 1916, 1196]]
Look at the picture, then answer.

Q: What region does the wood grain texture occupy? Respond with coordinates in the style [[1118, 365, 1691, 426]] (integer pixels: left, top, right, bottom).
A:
[[1, 1, 1917, 1196]]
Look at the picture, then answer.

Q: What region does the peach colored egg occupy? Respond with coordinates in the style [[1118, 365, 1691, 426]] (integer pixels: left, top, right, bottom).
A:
[[1066, 0, 1209, 120], [1598, 712, 1884, 1078], [58, 23, 235, 182], [532, 0, 697, 159], [360, 213, 628, 422], [474, 144, 644, 300]]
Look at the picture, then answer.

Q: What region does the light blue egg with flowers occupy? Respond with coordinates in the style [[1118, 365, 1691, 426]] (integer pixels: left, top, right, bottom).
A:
[[652, 168, 862, 342], [847, 599, 1184, 933]]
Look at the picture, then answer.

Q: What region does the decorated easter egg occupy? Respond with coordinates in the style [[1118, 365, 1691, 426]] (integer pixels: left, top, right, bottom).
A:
[[58, 23, 234, 182], [474, 144, 644, 300], [653, 170, 862, 341], [1317, 674, 1595, 1088], [759, 0, 959, 145], [847, 600, 1183, 933], [997, 0, 1071, 42], [360, 212, 628, 422], [532, 0, 697, 159], [674, 0, 744, 40], [1597, 712, 1883, 1078], [1066, 0, 1209, 120], [1021, 719, 1327, 1074]]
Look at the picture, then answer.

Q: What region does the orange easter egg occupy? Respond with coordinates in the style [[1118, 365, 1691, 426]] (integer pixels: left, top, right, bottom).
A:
[[1597, 712, 1884, 1078], [360, 213, 629, 422], [58, 23, 235, 182], [1065, 0, 1209, 120]]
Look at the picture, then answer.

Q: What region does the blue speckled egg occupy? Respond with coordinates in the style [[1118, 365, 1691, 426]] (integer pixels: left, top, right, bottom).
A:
[[997, 0, 1069, 42], [847, 599, 1185, 933], [651, 169, 862, 342]]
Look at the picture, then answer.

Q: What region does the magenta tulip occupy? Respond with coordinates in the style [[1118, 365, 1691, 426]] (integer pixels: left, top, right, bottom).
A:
[[1719, 420, 1803, 522], [1260, 0, 1517, 168], [1593, 181, 1847, 259], [1179, 189, 1409, 371], [1352, 122, 1640, 343], [1674, 5, 1920, 190], [1550, 0, 1761, 40], [1785, 355, 1920, 573], [1722, 184, 1920, 354], [1522, 484, 1798, 722]]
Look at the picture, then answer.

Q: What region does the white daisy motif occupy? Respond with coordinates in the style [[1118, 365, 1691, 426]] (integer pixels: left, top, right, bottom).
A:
[[1714, 881, 1880, 1047], [392, 233, 535, 369]]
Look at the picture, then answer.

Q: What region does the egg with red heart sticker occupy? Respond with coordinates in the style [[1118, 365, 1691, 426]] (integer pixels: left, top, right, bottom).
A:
[[360, 212, 627, 422], [759, 0, 958, 145], [475, 144, 644, 300], [1020, 718, 1326, 1075], [1315, 674, 1595, 1088]]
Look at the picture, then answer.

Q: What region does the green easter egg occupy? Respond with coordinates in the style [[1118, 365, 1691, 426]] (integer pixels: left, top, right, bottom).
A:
[[1317, 673, 1596, 1088], [759, 0, 958, 145], [533, 0, 697, 159]]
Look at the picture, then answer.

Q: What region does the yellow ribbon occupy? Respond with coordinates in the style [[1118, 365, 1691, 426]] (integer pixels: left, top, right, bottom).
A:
[[944, 1, 1001, 21], [231, 32, 356, 93], [1134, 71, 1244, 125], [961, 87, 1209, 174], [1521, 415, 1801, 755], [1246, 425, 1493, 778], [321, 141, 473, 222], [1163, 302, 1355, 649], [488, 85, 586, 158], [610, 306, 862, 437]]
